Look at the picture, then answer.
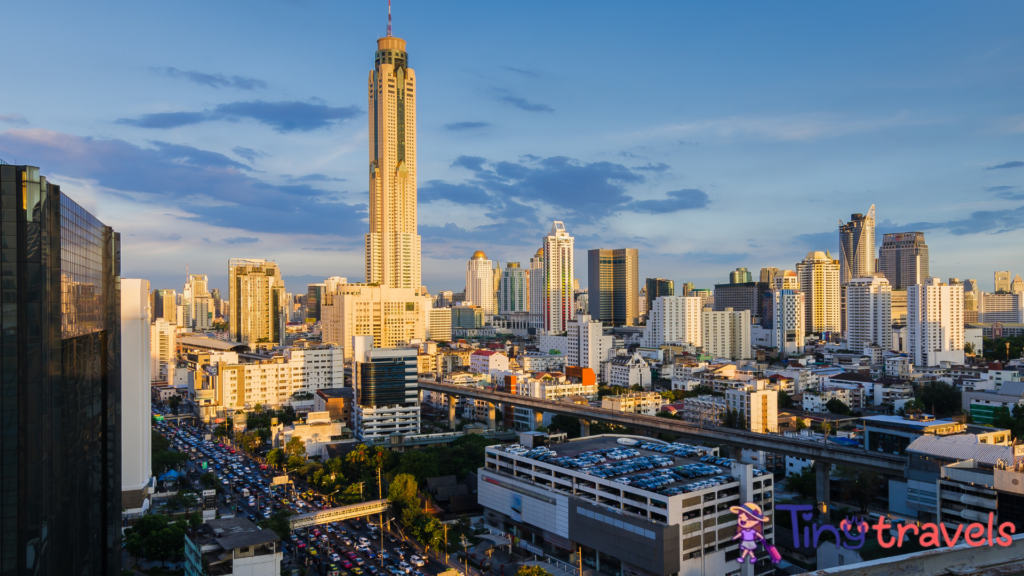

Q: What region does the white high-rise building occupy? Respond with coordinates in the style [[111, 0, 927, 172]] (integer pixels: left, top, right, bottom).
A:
[[567, 314, 614, 370], [498, 262, 529, 314], [543, 221, 575, 333], [182, 273, 213, 331], [643, 295, 702, 348], [908, 278, 965, 367], [466, 251, 495, 315], [121, 279, 153, 513], [702, 308, 751, 360], [797, 251, 841, 334], [771, 290, 805, 358], [529, 248, 544, 324], [978, 292, 1024, 323], [846, 276, 892, 352], [150, 318, 176, 381], [325, 276, 348, 294]]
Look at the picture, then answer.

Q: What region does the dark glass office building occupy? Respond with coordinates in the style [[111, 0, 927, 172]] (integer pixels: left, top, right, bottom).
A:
[[1, 163, 121, 576], [644, 278, 674, 314], [354, 348, 418, 407]]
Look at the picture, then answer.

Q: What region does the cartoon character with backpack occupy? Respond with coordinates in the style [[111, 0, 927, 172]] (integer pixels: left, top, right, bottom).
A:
[[730, 502, 782, 564]]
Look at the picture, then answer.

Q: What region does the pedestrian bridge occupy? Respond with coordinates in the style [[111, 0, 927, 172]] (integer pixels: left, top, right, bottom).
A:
[[288, 499, 390, 530]]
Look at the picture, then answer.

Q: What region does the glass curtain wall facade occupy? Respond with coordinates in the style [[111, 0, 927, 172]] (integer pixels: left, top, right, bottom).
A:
[[1, 163, 121, 576], [644, 278, 674, 315], [355, 348, 418, 406]]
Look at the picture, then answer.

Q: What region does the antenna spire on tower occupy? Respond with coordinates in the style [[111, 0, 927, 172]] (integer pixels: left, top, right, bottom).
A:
[[387, 0, 392, 37]]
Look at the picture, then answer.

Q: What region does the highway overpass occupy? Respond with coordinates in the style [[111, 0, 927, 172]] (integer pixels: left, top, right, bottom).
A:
[[418, 380, 906, 475]]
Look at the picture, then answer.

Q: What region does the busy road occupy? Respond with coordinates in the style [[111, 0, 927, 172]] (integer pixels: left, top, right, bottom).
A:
[[153, 414, 470, 576]]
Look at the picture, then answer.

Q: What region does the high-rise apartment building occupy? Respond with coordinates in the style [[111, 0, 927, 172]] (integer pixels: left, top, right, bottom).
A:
[[228, 259, 286, 346], [878, 232, 929, 289], [692, 288, 713, 310], [846, 276, 892, 352], [306, 283, 326, 322], [365, 30, 421, 290], [702, 308, 752, 360], [182, 273, 213, 331], [210, 287, 223, 318], [566, 314, 614, 371], [797, 251, 841, 334], [759, 267, 779, 284], [324, 276, 348, 294], [320, 284, 429, 359], [771, 289, 805, 358], [152, 288, 177, 323], [644, 278, 674, 315], [725, 384, 778, 434], [680, 282, 695, 296], [839, 205, 876, 284], [908, 278, 964, 367], [427, 308, 452, 342], [529, 248, 544, 325], [1, 165, 121, 575], [642, 295, 702, 348], [466, 251, 495, 315], [773, 270, 799, 290], [543, 221, 575, 333], [352, 338, 420, 440], [729, 267, 753, 284], [150, 318, 176, 381], [587, 248, 638, 326], [995, 271, 1012, 293], [498, 262, 529, 314], [122, 279, 154, 515]]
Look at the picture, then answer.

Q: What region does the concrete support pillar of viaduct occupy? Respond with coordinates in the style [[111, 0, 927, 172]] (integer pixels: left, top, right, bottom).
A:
[[447, 394, 458, 430], [533, 411, 544, 431], [487, 402, 496, 429], [579, 419, 591, 437], [815, 460, 831, 524]]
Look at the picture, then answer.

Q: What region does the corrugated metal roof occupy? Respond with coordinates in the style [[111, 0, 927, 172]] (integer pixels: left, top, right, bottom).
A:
[[906, 434, 1012, 465], [999, 381, 1024, 398]]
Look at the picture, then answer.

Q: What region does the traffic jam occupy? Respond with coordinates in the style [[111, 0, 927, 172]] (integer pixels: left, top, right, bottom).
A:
[[154, 418, 438, 576]]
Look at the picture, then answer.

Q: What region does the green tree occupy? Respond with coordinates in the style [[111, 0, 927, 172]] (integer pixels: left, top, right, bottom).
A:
[[548, 414, 582, 438], [965, 341, 976, 355], [388, 473, 420, 513], [259, 510, 295, 541], [516, 563, 551, 576], [168, 395, 182, 415], [840, 466, 881, 513], [200, 472, 217, 489], [266, 448, 285, 469], [898, 398, 925, 416], [786, 465, 817, 500], [285, 454, 309, 474], [918, 382, 962, 417], [123, 515, 187, 567], [394, 450, 442, 484], [825, 399, 851, 416], [778, 390, 793, 409], [238, 430, 262, 455], [821, 421, 833, 439], [656, 411, 682, 420], [723, 409, 742, 429], [285, 436, 306, 459], [794, 418, 808, 432]]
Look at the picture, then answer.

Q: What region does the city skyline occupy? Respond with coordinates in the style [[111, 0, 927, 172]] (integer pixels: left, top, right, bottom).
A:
[[1, 2, 1023, 294]]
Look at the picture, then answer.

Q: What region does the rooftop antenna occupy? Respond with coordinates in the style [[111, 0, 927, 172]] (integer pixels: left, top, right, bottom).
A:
[[387, 0, 392, 37]]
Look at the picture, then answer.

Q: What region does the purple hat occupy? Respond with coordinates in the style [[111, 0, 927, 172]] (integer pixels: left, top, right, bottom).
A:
[[729, 502, 767, 522]]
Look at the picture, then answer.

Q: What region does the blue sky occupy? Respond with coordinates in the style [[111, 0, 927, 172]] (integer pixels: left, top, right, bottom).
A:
[[2, 1, 1023, 295]]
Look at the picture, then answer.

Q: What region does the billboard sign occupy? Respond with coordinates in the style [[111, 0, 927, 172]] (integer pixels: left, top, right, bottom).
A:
[[272, 475, 290, 486]]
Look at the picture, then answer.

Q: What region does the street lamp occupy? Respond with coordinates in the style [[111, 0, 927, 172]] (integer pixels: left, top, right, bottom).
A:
[[460, 534, 470, 575]]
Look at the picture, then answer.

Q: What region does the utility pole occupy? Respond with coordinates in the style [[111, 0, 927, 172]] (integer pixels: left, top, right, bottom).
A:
[[577, 547, 582, 576]]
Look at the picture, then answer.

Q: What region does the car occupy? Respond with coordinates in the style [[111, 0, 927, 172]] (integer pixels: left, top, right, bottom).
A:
[[355, 557, 366, 566], [352, 568, 364, 575], [342, 560, 354, 569], [410, 556, 425, 567], [399, 562, 412, 573], [332, 553, 342, 562], [309, 549, 318, 556]]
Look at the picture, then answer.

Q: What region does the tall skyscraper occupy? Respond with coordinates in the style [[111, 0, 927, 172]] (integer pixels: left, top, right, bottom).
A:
[[771, 290, 805, 358], [773, 270, 799, 290], [151, 288, 177, 322], [1, 164, 121, 575], [908, 278, 964, 367], [121, 279, 153, 515], [995, 271, 1012, 293], [797, 251, 841, 334], [228, 259, 286, 346], [587, 248, 638, 326], [729, 267, 753, 284], [182, 273, 213, 331], [845, 276, 892, 352], [839, 205, 876, 284], [529, 248, 544, 320], [759, 267, 779, 284], [644, 278, 675, 315], [680, 281, 695, 296], [466, 251, 495, 315], [1013, 275, 1024, 295], [543, 221, 575, 333], [324, 276, 348, 294], [878, 232, 929, 289], [498, 262, 529, 314], [365, 28, 421, 290], [306, 283, 326, 322], [352, 339, 420, 440]]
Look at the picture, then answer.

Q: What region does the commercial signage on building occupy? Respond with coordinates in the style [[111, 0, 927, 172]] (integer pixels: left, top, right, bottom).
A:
[[272, 475, 290, 486]]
